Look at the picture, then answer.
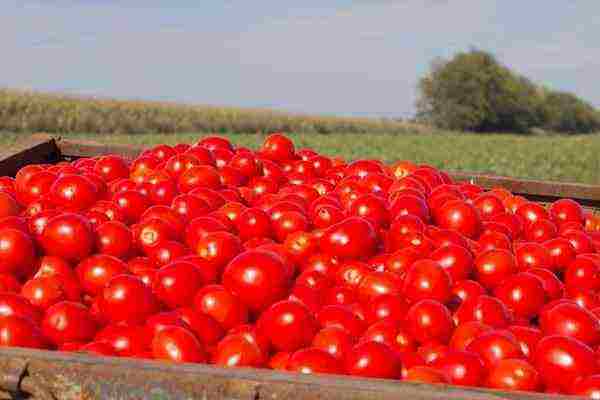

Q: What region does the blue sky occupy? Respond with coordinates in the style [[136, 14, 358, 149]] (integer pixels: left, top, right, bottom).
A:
[[1, 1, 599, 118]]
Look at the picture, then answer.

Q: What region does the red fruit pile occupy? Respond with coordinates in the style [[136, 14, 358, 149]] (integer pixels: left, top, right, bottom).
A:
[[2, 134, 600, 397]]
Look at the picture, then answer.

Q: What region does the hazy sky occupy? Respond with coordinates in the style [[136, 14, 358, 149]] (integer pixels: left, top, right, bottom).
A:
[[2, 1, 599, 117]]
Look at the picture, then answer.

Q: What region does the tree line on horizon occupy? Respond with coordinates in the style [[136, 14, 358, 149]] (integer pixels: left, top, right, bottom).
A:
[[416, 49, 600, 134]]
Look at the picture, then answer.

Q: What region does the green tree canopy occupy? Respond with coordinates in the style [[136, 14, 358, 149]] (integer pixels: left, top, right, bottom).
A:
[[417, 49, 600, 134]]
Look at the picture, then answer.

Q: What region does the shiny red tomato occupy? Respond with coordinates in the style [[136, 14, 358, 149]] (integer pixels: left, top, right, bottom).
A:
[[432, 350, 485, 387], [49, 174, 97, 211], [320, 217, 377, 260], [405, 300, 453, 344], [41, 301, 97, 345], [100, 275, 158, 324], [257, 300, 318, 352], [152, 326, 206, 363], [0, 315, 46, 349], [95, 221, 133, 259], [76, 254, 127, 296], [193, 285, 248, 330], [287, 348, 343, 375], [494, 272, 546, 319], [40, 213, 94, 262], [534, 335, 597, 392], [0, 228, 35, 276], [311, 326, 355, 361], [434, 200, 481, 239], [402, 259, 452, 304], [345, 341, 401, 378], [153, 261, 205, 309], [474, 249, 517, 290], [222, 250, 290, 313], [485, 358, 540, 391]]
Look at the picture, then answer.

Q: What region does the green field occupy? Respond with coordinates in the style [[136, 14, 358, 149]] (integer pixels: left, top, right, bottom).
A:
[[2, 132, 598, 185]]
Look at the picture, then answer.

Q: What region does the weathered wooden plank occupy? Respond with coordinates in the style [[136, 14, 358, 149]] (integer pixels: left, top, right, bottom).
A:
[[450, 171, 600, 200], [0, 347, 576, 400], [57, 138, 143, 160], [0, 136, 61, 176]]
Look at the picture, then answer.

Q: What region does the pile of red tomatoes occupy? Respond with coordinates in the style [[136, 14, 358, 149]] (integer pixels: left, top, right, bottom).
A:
[[2, 134, 600, 397]]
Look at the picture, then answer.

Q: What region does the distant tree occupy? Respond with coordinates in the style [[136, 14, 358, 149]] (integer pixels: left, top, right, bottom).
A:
[[416, 49, 600, 133]]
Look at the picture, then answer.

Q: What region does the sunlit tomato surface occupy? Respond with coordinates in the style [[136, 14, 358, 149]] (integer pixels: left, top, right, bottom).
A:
[[4, 133, 600, 396]]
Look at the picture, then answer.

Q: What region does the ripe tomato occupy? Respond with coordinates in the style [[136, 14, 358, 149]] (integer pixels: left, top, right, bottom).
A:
[[485, 358, 541, 391], [100, 275, 158, 324], [40, 213, 94, 262], [474, 249, 517, 290], [402, 259, 452, 304], [434, 200, 481, 239], [405, 300, 453, 344], [41, 301, 97, 345], [153, 261, 205, 309], [320, 217, 377, 260], [311, 326, 355, 361], [0, 315, 46, 349], [222, 250, 290, 313], [287, 348, 343, 375], [95, 221, 133, 259], [193, 285, 248, 330], [432, 350, 485, 387], [152, 326, 206, 363], [49, 174, 97, 211], [466, 329, 523, 369], [534, 335, 597, 392], [345, 341, 401, 379], [0, 228, 36, 276]]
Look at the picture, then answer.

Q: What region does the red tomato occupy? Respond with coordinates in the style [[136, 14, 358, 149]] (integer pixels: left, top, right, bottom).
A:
[[540, 302, 600, 346], [494, 272, 546, 319], [449, 321, 492, 351], [320, 217, 377, 260], [175, 308, 224, 347], [0, 192, 20, 218], [466, 330, 524, 369], [41, 301, 97, 345], [112, 190, 151, 224], [345, 341, 401, 379], [193, 285, 248, 330], [152, 326, 206, 363], [454, 295, 512, 328], [432, 350, 485, 387], [287, 348, 343, 375], [434, 200, 481, 239], [485, 358, 540, 391], [0, 315, 46, 349], [153, 261, 205, 309], [549, 198, 584, 225], [40, 213, 94, 262], [405, 300, 453, 344], [222, 250, 290, 313], [311, 326, 355, 361], [0, 228, 35, 276], [100, 275, 158, 324], [49, 174, 97, 211], [76, 254, 127, 296], [95, 323, 150, 356], [402, 259, 452, 304], [534, 335, 597, 392], [474, 249, 517, 290], [95, 221, 133, 259], [213, 333, 265, 368]]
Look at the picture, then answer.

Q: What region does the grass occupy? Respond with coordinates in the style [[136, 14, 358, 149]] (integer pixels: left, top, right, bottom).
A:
[[1, 131, 599, 185]]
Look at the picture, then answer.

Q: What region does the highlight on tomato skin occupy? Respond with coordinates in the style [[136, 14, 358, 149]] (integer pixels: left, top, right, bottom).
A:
[[1, 133, 600, 397]]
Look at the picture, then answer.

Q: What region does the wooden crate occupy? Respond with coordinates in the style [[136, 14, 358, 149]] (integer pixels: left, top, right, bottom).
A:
[[0, 134, 591, 400]]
